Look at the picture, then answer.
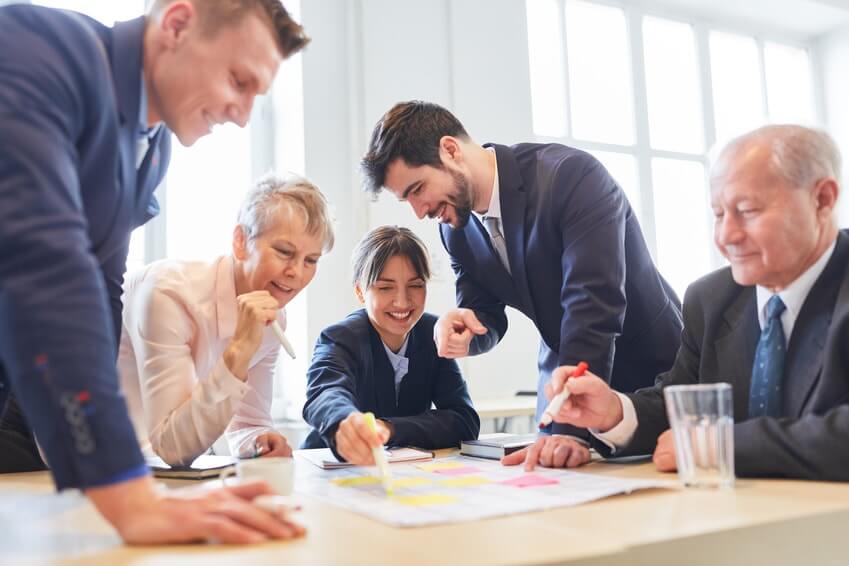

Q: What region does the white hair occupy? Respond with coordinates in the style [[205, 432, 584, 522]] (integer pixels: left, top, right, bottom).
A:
[[236, 173, 335, 252], [711, 124, 842, 189]]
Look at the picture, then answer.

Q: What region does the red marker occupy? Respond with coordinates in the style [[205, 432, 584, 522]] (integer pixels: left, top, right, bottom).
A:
[[538, 362, 589, 429]]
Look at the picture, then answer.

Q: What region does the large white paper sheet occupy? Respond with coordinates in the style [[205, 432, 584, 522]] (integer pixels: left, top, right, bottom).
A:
[[296, 455, 675, 527]]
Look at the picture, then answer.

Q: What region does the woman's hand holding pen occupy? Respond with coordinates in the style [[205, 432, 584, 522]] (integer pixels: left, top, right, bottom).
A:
[[224, 291, 280, 380], [253, 432, 293, 458], [334, 412, 391, 465]]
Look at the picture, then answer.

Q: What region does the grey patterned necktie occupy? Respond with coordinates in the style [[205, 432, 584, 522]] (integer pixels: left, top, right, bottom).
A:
[[482, 215, 511, 274]]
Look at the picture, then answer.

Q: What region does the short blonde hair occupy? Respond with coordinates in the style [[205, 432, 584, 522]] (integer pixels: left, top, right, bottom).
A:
[[237, 174, 334, 253]]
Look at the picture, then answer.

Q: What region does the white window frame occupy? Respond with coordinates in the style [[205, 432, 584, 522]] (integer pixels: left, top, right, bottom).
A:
[[528, 0, 825, 275]]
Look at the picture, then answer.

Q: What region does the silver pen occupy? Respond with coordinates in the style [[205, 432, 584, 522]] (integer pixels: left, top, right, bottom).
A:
[[271, 321, 297, 359]]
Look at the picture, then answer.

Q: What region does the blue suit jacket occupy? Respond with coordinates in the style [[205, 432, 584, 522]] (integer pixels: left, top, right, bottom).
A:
[[301, 310, 480, 455], [440, 143, 683, 436], [609, 230, 849, 480], [0, 6, 171, 488]]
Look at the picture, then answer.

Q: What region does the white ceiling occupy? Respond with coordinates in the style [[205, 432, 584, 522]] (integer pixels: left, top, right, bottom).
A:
[[635, 0, 849, 39]]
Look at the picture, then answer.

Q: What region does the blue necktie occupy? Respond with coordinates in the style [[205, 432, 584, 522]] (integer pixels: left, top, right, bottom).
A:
[[749, 295, 787, 418]]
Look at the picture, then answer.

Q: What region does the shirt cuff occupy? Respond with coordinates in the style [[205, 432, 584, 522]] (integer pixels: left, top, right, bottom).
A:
[[589, 392, 638, 453], [208, 357, 251, 401], [227, 426, 275, 459]]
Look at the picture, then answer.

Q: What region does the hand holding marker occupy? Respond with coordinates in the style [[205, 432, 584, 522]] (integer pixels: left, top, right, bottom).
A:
[[363, 412, 393, 495], [538, 362, 589, 429]]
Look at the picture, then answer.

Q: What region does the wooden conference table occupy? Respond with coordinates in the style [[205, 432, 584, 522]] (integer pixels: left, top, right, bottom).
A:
[[1, 451, 847, 566]]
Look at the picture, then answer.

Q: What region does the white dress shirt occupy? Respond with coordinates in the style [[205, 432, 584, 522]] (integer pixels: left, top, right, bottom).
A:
[[118, 255, 284, 465], [382, 337, 410, 402], [593, 240, 838, 452]]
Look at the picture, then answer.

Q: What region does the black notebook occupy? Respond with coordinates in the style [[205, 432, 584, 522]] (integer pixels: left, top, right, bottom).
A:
[[146, 455, 237, 480], [460, 433, 538, 460]]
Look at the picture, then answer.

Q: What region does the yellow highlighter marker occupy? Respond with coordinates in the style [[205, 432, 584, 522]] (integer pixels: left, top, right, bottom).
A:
[[363, 412, 393, 495]]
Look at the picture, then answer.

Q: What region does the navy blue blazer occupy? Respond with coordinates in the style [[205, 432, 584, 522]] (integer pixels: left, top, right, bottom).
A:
[[607, 231, 849, 480], [0, 7, 171, 488], [302, 310, 480, 454], [440, 143, 683, 435]]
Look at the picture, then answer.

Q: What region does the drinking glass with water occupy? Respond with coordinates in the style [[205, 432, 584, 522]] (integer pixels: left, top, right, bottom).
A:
[[663, 383, 734, 488]]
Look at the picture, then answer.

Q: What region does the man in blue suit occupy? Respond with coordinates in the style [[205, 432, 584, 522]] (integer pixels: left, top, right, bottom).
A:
[[361, 101, 683, 469], [0, 0, 307, 544]]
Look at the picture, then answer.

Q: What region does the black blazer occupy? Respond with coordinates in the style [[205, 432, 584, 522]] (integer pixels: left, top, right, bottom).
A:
[[606, 230, 849, 481], [301, 310, 480, 455], [440, 143, 683, 435]]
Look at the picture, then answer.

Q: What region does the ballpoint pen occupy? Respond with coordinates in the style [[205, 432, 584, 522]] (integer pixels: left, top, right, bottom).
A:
[[363, 412, 393, 495], [538, 361, 588, 429], [271, 321, 297, 359]]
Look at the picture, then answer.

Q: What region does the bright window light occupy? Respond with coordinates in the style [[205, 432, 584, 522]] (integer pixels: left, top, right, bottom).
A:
[[526, 0, 568, 137], [165, 124, 252, 262], [710, 31, 765, 146], [764, 42, 816, 125], [643, 16, 704, 153], [652, 158, 711, 298]]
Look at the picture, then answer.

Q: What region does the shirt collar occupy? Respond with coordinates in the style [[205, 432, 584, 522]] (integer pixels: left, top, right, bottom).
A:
[[382, 336, 409, 367], [138, 70, 160, 138], [756, 238, 837, 328], [472, 147, 501, 223]]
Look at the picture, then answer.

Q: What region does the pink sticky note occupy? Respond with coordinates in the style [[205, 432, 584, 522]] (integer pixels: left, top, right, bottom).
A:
[[499, 474, 559, 488], [433, 466, 482, 476]]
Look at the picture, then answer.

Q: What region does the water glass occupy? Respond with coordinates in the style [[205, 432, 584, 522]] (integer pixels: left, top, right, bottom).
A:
[[663, 383, 734, 488]]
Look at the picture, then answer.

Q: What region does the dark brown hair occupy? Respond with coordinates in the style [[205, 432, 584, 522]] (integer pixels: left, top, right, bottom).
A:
[[351, 226, 431, 290], [360, 101, 468, 198]]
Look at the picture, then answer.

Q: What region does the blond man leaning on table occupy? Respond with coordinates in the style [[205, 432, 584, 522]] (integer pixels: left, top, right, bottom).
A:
[[510, 125, 849, 481], [119, 174, 334, 465]]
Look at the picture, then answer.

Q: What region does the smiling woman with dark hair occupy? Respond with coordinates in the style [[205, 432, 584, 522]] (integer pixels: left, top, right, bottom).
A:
[[302, 226, 480, 465]]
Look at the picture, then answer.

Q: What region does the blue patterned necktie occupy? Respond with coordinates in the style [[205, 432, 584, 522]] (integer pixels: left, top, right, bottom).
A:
[[749, 295, 787, 418]]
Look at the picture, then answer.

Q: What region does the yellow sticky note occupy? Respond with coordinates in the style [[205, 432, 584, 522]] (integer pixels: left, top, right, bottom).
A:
[[440, 475, 491, 488], [389, 477, 433, 489], [391, 493, 458, 506], [332, 476, 382, 487], [416, 461, 466, 472]]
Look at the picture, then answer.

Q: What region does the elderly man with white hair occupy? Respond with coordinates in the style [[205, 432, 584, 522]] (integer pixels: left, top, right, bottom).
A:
[[532, 124, 849, 480]]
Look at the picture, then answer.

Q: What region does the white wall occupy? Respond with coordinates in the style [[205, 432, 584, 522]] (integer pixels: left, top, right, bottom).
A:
[[818, 25, 849, 227]]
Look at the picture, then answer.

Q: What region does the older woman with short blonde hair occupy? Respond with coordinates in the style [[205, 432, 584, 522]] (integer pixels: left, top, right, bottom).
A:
[[119, 174, 333, 466]]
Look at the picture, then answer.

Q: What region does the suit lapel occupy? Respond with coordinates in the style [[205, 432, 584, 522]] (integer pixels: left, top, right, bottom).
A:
[[368, 324, 401, 416], [396, 325, 428, 413], [490, 144, 536, 320], [784, 233, 849, 416], [715, 288, 759, 421]]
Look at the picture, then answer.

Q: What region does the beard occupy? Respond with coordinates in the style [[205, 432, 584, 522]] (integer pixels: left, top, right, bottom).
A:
[[447, 170, 474, 228]]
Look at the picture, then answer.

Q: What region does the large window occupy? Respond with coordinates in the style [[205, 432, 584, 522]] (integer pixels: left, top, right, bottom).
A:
[[526, 0, 819, 297]]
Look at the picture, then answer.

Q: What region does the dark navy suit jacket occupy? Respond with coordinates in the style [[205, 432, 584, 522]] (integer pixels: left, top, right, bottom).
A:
[[607, 231, 849, 480], [0, 6, 171, 488], [302, 310, 480, 455], [441, 143, 683, 436]]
